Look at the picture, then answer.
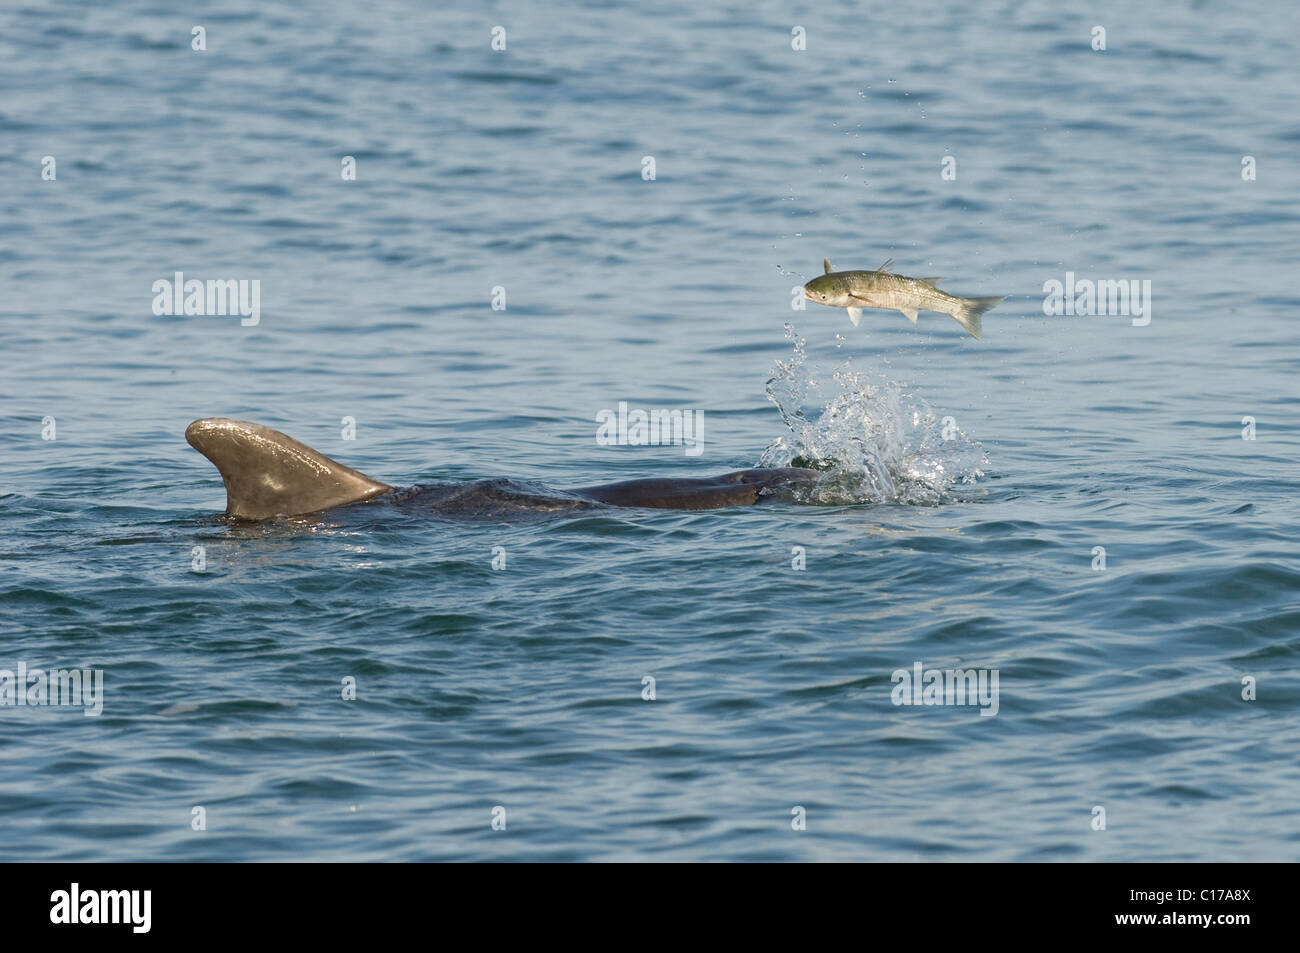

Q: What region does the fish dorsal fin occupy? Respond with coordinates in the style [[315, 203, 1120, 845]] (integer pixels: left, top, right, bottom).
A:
[[824, 258, 833, 274], [877, 257, 895, 273], [921, 277, 942, 287], [186, 418, 393, 519]]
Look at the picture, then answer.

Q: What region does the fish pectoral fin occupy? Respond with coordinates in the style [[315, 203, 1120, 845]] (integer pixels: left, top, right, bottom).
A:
[[824, 258, 834, 274], [901, 309, 919, 324], [846, 306, 863, 326]]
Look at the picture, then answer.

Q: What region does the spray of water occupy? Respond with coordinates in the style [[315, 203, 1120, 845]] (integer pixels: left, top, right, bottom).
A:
[[759, 325, 988, 505]]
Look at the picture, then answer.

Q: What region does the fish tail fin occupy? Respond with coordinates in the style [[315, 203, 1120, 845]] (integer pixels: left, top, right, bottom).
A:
[[952, 295, 1005, 340]]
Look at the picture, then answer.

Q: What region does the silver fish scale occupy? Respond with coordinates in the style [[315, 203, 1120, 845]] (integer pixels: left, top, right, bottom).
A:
[[856, 273, 956, 310]]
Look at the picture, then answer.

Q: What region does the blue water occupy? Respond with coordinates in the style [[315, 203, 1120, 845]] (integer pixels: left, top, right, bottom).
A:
[[2, 0, 1298, 861]]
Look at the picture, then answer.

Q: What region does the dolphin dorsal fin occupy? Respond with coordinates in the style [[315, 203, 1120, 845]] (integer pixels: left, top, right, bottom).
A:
[[186, 418, 393, 519], [824, 258, 833, 274]]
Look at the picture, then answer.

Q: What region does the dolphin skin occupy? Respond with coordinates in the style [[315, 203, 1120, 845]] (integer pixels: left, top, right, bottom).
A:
[[186, 418, 821, 519], [803, 259, 1006, 339]]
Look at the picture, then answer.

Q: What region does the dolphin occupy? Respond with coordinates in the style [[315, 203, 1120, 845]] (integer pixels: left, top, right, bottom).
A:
[[185, 418, 822, 518]]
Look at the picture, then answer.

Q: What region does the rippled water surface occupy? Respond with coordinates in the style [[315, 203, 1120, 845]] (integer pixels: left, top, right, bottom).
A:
[[2, 0, 1298, 861]]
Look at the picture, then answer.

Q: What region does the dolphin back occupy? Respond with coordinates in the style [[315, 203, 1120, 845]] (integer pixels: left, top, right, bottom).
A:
[[185, 418, 393, 519]]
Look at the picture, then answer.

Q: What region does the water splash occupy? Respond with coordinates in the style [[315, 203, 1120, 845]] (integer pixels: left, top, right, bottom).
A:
[[759, 325, 988, 505]]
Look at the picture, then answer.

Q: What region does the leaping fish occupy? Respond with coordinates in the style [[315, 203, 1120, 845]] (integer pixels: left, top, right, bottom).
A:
[[802, 258, 1006, 339]]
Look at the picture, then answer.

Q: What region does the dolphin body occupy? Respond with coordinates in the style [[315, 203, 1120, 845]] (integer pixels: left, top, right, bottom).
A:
[[185, 418, 821, 519]]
